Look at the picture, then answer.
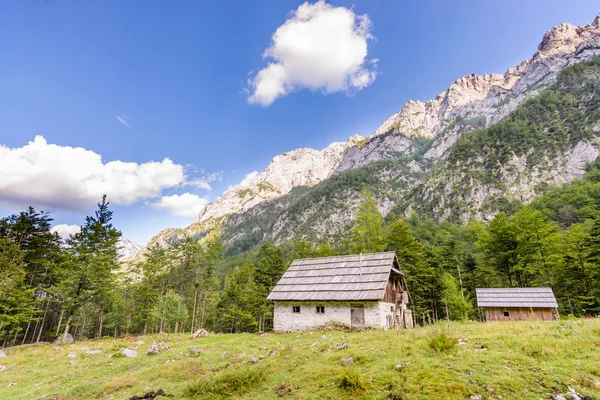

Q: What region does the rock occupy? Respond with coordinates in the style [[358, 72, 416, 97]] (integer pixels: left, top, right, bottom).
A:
[[340, 357, 353, 365], [469, 395, 482, 400], [80, 346, 90, 351], [134, 340, 144, 346], [311, 341, 319, 347], [121, 348, 138, 358], [458, 338, 471, 345], [147, 342, 160, 356], [221, 351, 230, 357], [0, 366, 6, 372], [188, 347, 200, 356], [268, 350, 276, 357], [335, 342, 348, 351], [7, 382, 16, 387], [321, 335, 326, 340], [249, 357, 259, 363], [158, 342, 169, 351], [67, 353, 76, 358], [192, 328, 209, 339], [55, 333, 74, 344], [0, 352, 6, 359], [85, 350, 102, 356], [395, 362, 410, 370], [70, 360, 77, 366]]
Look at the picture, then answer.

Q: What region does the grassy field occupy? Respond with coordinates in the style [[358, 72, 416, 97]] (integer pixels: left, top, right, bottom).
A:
[[1, 319, 599, 399]]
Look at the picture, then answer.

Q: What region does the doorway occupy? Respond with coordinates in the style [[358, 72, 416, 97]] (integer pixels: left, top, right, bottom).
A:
[[350, 306, 365, 329]]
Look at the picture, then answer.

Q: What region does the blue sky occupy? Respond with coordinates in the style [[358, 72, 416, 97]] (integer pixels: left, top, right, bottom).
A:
[[1, 1, 598, 245]]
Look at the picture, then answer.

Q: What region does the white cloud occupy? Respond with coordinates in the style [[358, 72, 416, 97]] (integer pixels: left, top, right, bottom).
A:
[[116, 115, 130, 127], [248, 0, 377, 106], [149, 193, 210, 218], [0, 136, 206, 212], [239, 171, 259, 187], [51, 224, 81, 239]]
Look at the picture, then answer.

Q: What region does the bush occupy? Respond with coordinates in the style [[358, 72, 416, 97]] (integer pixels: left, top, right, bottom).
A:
[[337, 368, 366, 392], [427, 331, 456, 353], [184, 365, 266, 399]]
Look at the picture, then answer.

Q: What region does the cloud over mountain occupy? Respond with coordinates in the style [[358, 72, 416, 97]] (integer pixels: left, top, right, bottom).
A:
[[0, 136, 206, 212], [247, 0, 377, 106]]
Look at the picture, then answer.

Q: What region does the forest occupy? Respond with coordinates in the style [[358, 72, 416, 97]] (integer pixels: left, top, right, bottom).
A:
[[1, 159, 599, 346]]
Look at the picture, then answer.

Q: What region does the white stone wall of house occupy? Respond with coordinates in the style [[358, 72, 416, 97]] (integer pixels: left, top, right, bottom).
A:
[[273, 301, 397, 332]]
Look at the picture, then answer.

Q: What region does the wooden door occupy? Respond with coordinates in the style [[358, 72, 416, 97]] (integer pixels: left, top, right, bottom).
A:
[[351, 306, 365, 329]]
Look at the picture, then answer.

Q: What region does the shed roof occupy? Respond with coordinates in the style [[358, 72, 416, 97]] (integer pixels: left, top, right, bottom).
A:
[[267, 251, 401, 302], [475, 287, 558, 308]]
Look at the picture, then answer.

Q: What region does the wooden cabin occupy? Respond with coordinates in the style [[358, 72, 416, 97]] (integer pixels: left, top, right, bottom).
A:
[[267, 251, 413, 332], [476, 287, 559, 321]]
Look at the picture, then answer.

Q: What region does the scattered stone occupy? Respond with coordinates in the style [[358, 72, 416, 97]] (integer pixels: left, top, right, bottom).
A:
[[0, 366, 7, 372], [469, 395, 482, 400], [80, 346, 90, 351], [221, 351, 230, 357], [121, 348, 138, 358], [0, 352, 6, 359], [157, 342, 170, 351], [128, 388, 174, 399], [8, 382, 16, 387], [458, 338, 471, 345], [258, 355, 265, 360], [70, 360, 77, 366], [311, 341, 319, 347], [55, 333, 74, 344], [269, 350, 276, 357], [147, 342, 160, 356], [321, 335, 326, 340], [85, 350, 102, 356], [275, 383, 291, 397], [192, 328, 209, 339], [134, 340, 145, 346], [188, 347, 200, 356], [249, 357, 259, 363], [67, 353, 77, 358], [395, 362, 410, 370], [335, 342, 348, 351], [340, 357, 353, 365]]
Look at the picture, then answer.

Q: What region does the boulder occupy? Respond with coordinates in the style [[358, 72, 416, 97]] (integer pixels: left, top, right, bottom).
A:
[[192, 328, 209, 339], [0, 352, 6, 359], [335, 342, 348, 351], [55, 333, 74, 344], [121, 348, 138, 358], [146, 342, 160, 356]]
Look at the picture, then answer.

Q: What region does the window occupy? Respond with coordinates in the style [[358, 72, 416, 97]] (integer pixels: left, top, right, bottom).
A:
[[316, 305, 325, 314], [292, 306, 301, 313], [503, 311, 510, 317]]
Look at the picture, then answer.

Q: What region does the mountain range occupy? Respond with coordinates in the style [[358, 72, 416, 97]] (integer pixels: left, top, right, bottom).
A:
[[134, 14, 600, 259]]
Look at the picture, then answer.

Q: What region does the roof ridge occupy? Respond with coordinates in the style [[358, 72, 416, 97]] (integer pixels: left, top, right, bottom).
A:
[[290, 251, 396, 263]]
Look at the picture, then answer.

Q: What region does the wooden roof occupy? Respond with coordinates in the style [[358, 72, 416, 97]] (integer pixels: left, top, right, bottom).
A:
[[267, 251, 401, 302], [475, 287, 559, 308]]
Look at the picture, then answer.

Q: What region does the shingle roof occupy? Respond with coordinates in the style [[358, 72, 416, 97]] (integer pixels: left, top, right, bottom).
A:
[[475, 287, 558, 308], [267, 251, 400, 301]]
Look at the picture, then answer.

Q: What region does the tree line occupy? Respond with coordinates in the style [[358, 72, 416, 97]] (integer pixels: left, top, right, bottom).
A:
[[1, 162, 599, 345]]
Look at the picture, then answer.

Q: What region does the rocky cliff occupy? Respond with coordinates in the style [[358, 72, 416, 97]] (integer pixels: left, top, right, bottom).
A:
[[141, 14, 600, 255]]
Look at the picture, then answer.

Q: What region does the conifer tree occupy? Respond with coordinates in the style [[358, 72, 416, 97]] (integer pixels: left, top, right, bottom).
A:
[[350, 189, 386, 253]]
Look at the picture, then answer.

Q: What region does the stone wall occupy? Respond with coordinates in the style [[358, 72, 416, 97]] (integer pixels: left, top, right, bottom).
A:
[[273, 301, 396, 332]]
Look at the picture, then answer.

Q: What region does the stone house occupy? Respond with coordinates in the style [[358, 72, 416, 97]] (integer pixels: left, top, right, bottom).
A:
[[476, 287, 559, 321], [267, 251, 413, 332]]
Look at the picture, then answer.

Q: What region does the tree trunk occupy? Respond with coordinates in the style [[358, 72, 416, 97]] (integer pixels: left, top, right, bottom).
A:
[[22, 321, 32, 345], [36, 302, 50, 342], [62, 314, 72, 342], [56, 309, 64, 336], [97, 307, 104, 339], [191, 288, 198, 333]]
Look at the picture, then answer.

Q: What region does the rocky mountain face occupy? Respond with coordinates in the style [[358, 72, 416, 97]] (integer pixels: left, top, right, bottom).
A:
[[142, 14, 600, 255], [118, 238, 143, 262]]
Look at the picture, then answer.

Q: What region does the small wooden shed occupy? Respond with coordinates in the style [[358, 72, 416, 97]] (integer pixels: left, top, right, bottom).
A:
[[267, 252, 413, 332], [476, 287, 559, 321]]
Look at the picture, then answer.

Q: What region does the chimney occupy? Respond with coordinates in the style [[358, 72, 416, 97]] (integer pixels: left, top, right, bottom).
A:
[[359, 252, 363, 276]]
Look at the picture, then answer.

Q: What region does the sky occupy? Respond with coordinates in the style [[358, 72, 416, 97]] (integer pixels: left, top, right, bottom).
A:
[[1, 1, 598, 245]]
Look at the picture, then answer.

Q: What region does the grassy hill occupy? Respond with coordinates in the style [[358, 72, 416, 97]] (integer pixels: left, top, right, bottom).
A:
[[1, 319, 599, 399]]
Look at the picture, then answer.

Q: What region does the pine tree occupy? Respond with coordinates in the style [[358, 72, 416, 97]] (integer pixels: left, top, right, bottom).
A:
[[350, 189, 386, 253]]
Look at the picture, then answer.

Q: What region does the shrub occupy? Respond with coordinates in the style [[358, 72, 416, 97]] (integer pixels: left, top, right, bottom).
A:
[[427, 331, 456, 353], [337, 368, 366, 392], [183, 365, 266, 399]]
